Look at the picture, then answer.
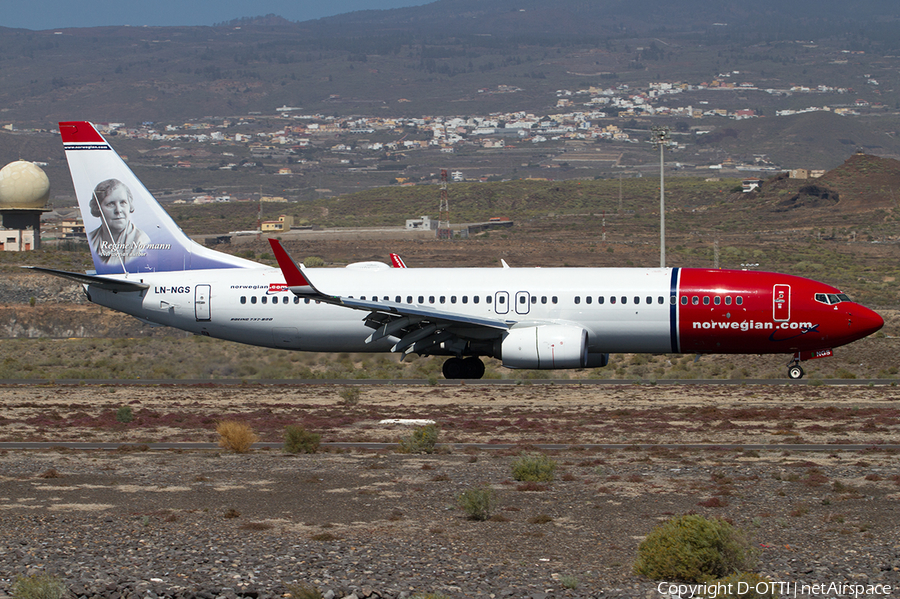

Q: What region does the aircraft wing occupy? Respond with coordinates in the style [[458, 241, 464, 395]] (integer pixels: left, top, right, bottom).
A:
[[268, 239, 512, 357], [23, 266, 150, 292]]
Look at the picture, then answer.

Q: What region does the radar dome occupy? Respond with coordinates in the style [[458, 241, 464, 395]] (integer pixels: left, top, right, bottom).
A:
[[0, 161, 50, 210]]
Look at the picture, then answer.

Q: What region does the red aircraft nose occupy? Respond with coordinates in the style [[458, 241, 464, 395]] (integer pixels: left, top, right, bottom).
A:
[[848, 305, 884, 340]]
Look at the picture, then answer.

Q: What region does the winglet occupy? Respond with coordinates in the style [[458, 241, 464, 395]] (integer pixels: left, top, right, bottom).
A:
[[268, 238, 320, 295], [390, 253, 407, 268]]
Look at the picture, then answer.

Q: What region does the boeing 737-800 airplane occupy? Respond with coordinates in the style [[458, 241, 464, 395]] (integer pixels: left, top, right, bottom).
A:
[[29, 121, 884, 379]]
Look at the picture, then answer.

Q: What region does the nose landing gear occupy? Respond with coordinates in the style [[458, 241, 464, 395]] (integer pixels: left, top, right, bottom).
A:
[[787, 358, 805, 380]]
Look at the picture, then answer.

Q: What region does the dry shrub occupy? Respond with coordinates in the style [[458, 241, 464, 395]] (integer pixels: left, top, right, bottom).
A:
[[283, 424, 321, 454], [11, 574, 66, 599], [528, 514, 554, 524], [216, 420, 258, 453], [702, 572, 778, 598], [634, 514, 756, 582], [457, 485, 495, 521], [398, 423, 440, 454], [511, 453, 557, 482]]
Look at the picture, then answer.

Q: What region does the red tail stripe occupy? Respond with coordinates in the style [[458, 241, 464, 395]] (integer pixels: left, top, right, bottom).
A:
[[59, 121, 105, 144]]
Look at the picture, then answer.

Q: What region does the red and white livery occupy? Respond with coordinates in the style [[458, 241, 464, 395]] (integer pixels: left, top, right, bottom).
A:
[[29, 122, 883, 379]]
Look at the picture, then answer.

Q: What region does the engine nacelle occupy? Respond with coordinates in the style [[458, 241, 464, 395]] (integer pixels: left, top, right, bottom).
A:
[[501, 324, 588, 369]]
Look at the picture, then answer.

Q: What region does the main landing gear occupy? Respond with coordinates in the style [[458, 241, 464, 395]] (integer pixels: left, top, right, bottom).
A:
[[787, 358, 805, 380], [442, 357, 486, 379]]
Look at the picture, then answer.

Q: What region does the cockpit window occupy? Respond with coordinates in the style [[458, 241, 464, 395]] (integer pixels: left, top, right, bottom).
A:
[[815, 293, 851, 305]]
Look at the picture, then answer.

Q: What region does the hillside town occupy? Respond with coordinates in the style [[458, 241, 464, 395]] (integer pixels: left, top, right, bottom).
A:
[[35, 72, 880, 170]]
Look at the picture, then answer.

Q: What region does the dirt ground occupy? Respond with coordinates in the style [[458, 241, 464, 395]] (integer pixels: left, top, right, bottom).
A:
[[1, 381, 899, 446], [1, 383, 900, 598]]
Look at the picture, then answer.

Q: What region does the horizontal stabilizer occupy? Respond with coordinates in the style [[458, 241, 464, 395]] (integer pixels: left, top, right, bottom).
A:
[[23, 266, 149, 292]]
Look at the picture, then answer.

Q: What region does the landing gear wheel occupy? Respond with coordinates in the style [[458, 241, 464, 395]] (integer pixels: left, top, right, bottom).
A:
[[788, 365, 805, 380], [462, 357, 485, 379], [442, 357, 486, 379], [442, 357, 464, 379]]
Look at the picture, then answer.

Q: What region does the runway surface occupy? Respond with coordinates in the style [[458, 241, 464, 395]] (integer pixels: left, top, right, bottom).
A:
[[3, 442, 899, 451], [1, 378, 897, 386]]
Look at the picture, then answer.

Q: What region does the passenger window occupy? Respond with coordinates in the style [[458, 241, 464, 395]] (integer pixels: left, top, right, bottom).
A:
[[574, 296, 581, 305], [474, 296, 480, 304], [418, 296, 424, 304], [407, 296, 413, 303], [395, 296, 401, 303], [294, 297, 300, 304], [429, 296, 435, 304], [646, 296, 652, 304], [440, 296, 446, 304], [680, 296, 687, 305], [598, 296, 605, 304], [611, 296, 617, 305], [552, 296, 558, 304], [462, 296, 468, 304], [304, 298, 310, 304], [659, 296, 665, 304], [586, 296, 592, 304], [487, 296, 492, 304], [736, 296, 743, 305], [714, 296, 720, 305], [692, 296, 699, 305], [703, 297, 710, 305], [261, 296, 267, 304], [725, 296, 732, 305], [531, 296, 537, 304], [383, 296, 389, 301], [451, 296, 457, 304], [283, 296, 289, 304], [634, 296, 640, 304], [519, 295, 526, 304], [541, 296, 547, 304], [240, 296, 246, 304], [621, 296, 627, 304], [360, 296, 366, 301], [498, 296, 505, 304]]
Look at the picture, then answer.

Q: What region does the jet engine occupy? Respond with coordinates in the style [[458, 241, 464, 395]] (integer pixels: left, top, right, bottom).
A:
[[500, 325, 588, 369]]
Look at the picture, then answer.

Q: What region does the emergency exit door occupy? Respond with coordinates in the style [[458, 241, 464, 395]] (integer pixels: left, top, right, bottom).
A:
[[773, 284, 790, 322], [195, 284, 211, 321]]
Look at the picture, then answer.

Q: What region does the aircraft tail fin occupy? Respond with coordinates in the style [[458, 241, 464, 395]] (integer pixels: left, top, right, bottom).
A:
[[60, 121, 258, 274]]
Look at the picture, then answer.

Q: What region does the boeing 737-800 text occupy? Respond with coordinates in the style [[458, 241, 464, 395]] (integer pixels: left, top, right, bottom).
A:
[[28, 121, 884, 379]]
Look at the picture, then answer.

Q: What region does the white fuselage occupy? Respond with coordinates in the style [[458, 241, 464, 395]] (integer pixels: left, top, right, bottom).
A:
[[91, 266, 676, 354]]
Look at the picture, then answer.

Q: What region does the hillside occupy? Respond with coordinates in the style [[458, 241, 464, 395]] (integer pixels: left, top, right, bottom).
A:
[[692, 111, 900, 171], [0, 0, 899, 151]]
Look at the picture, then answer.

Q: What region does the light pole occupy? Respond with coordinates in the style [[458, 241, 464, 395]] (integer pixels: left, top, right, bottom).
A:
[[651, 126, 670, 269]]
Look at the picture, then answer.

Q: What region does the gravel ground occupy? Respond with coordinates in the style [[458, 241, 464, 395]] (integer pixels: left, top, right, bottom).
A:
[[1, 384, 900, 599]]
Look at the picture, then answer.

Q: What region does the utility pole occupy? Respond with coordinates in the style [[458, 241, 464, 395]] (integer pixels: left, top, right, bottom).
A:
[[651, 126, 670, 268], [437, 168, 451, 240]]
